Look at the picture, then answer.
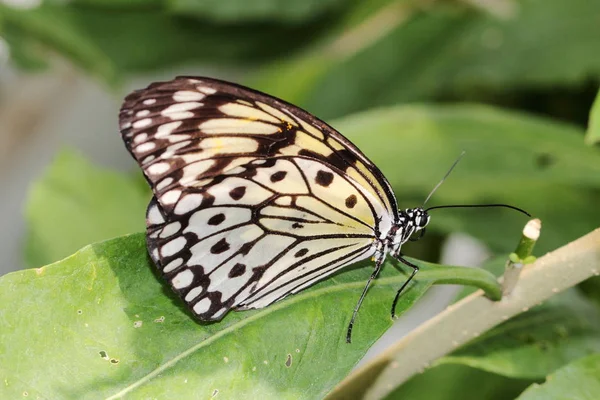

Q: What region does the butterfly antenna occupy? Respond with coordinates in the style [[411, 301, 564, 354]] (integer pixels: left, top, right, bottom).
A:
[[423, 151, 466, 206], [426, 203, 531, 217]]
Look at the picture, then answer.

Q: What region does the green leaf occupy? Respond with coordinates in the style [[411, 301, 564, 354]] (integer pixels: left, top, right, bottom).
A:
[[1, 234, 473, 399], [516, 353, 600, 400], [300, 0, 600, 118], [168, 0, 351, 23], [333, 104, 600, 254], [385, 364, 535, 400], [585, 88, 600, 145], [24, 149, 150, 268], [437, 290, 600, 379]]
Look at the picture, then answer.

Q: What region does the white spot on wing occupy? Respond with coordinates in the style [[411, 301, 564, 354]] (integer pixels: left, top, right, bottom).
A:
[[193, 298, 211, 314], [197, 86, 217, 95], [162, 190, 182, 205], [133, 133, 148, 143], [163, 257, 183, 273], [156, 121, 182, 138], [161, 102, 202, 120], [133, 118, 152, 128], [172, 269, 194, 289], [142, 155, 155, 164], [173, 91, 206, 102], [143, 98, 156, 105], [162, 140, 191, 158], [174, 193, 204, 214], [156, 177, 174, 191], [148, 162, 170, 175], [185, 286, 203, 302], [180, 160, 215, 186], [136, 110, 150, 117], [200, 118, 280, 135], [200, 137, 259, 153], [162, 236, 187, 257], [160, 222, 182, 238], [147, 204, 165, 225], [136, 142, 156, 153]]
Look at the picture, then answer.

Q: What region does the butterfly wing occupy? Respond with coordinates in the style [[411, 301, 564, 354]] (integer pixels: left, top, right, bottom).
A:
[[120, 77, 397, 320]]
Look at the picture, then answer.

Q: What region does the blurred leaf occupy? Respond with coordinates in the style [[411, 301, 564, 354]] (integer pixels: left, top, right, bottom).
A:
[[55, 0, 163, 8], [250, 0, 407, 105], [385, 363, 535, 400], [0, 3, 119, 83], [1, 234, 468, 399], [1, 25, 49, 70], [437, 290, 600, 379], [516, 353, 600, 400], [578, 276, 600, 307], [585, 88, 600, 145], [1, 3, 334, 81], [299, 0, 600, 119], [334, 104, 600, 253], [168, 0, 350, 23], [69, 5, 330, 73], [24, 149, 149, 268]]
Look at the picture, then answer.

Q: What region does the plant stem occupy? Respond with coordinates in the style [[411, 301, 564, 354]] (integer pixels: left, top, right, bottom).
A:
[[326, 228, 600, 400], [502, 218, 541, 296]]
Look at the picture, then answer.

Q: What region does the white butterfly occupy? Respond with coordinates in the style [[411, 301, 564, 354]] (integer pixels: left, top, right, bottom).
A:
[[120, 76, 434, 342]]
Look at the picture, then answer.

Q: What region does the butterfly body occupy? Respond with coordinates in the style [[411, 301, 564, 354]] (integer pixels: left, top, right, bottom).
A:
[[120, 77, 429, 338]]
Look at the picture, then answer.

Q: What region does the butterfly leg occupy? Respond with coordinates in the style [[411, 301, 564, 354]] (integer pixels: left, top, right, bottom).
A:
[[346, 258, 385, 344], [390, 255, 419, 318]]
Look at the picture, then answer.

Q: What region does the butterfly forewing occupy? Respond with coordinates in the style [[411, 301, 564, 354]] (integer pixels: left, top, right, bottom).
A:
[[120, 77, 397, 321]]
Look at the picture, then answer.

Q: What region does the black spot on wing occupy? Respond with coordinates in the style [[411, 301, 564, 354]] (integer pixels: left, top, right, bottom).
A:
[[229, 263, 246, 278], [229, 186, 246, 200], [270, 171, 287, 182], [315, 170, 334, 187], [208, 213, 226, 225], [210, 238, 230, 254], [345, 194, 357, 208], [294, 248, 309, 257]]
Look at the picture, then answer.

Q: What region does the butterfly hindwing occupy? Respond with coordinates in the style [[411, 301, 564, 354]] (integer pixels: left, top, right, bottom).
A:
[[145, 157, 378, 320]]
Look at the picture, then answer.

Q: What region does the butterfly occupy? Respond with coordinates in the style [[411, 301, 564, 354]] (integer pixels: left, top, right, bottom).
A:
[[119, 76, 433, 343]]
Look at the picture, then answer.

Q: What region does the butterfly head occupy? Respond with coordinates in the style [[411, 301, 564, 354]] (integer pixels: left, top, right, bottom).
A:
[[388, 207, 431, 257], [405, 207, 430, 232]]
